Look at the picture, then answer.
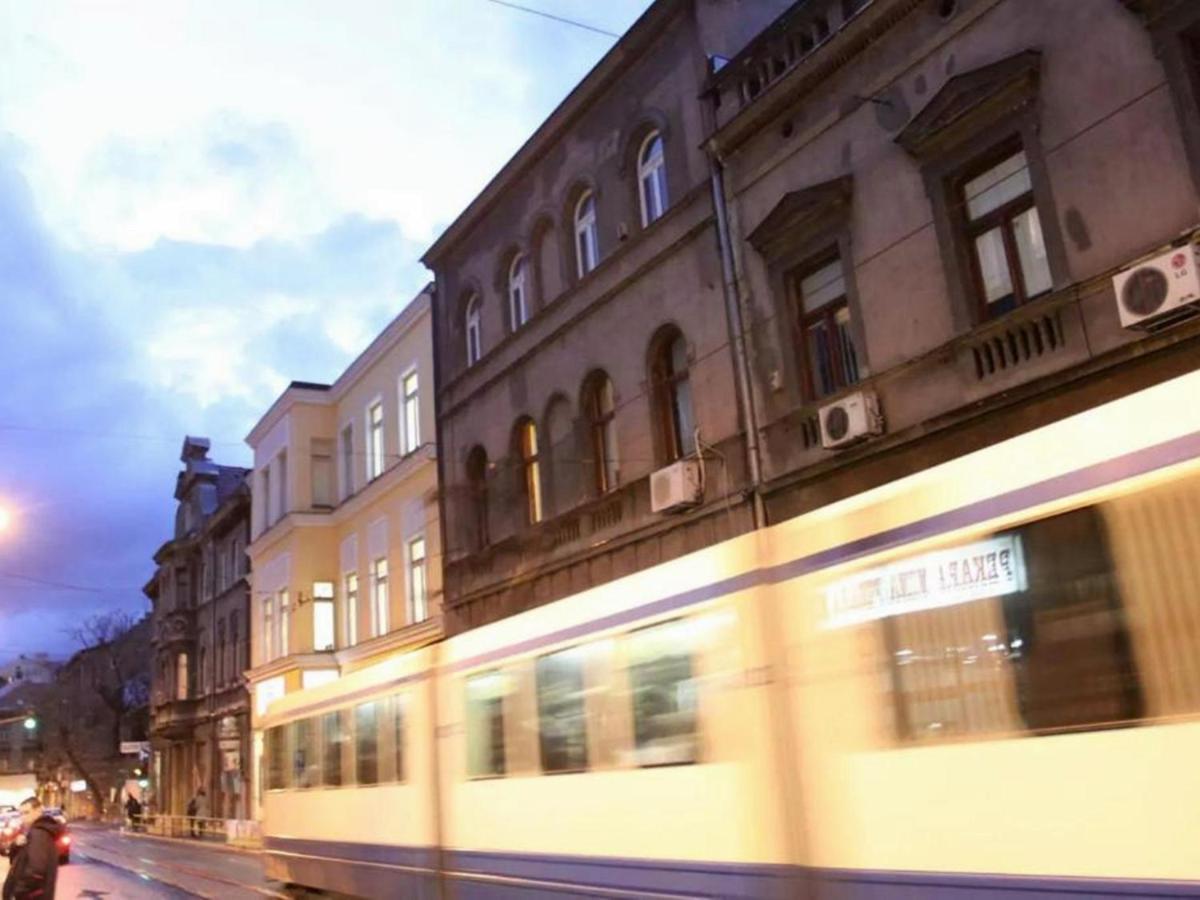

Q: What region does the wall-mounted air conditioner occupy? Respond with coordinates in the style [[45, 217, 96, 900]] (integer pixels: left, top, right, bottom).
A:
[[1113, 244, 1200, 330], [819, 390, 883, 450], [649, 459, 703, 514]]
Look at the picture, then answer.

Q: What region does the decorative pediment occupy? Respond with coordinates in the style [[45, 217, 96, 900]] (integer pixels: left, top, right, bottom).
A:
[[897, 50, 1041, 160], [746, 175, 853, 259]]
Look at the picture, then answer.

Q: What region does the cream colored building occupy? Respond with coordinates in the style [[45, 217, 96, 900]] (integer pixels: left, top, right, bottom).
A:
[[244, 287, 441, 817]]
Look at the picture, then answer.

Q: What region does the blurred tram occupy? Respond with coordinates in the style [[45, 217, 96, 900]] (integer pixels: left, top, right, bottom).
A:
[[260, 368, 1200, 899]]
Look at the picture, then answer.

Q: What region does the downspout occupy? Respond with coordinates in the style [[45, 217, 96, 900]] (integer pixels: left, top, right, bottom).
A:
[[708, 149, 767, 530]]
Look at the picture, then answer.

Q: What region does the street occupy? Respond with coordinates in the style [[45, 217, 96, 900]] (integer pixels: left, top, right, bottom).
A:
[[0, 823, 285, 899]]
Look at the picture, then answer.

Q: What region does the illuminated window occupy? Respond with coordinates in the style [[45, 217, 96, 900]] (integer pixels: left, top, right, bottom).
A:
[[794, 253, 860, 399], [313, 582, 335, 652], [517, 419, 543, 525], [175, 652, 189, 701]]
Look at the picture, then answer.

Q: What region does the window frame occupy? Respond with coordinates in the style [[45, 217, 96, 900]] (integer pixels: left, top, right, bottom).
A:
[[465, 294, 483, 366], [573, 190, 599, 279], [517, 419, 544, 525], [340, 423, 355, 500], [1137, 2, 1200, 197], [407, 535, 428, 624], [400, 368, 420, 456], [344, 571, 359, 647], [508, 254, 529, 331], [637, 131, 668, 228], [790, 249, 861, 401], [650, 329, 696, 464], [370, 556, 389, 637], [466, 446, 490, 551], [366, 398, 385, 481], [584, 372, 618, 495]]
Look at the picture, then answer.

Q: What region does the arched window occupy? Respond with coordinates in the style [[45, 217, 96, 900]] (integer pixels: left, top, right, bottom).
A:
[[574, 191, 599, 279], [508, 255, 529, 331], [651, 328, 696, 462], [517, 419, 544, 525], [584, 372, 618, 494], [638, 131, 668, 227], [465, 294, 482, 366], [466, 446, 489, 551]]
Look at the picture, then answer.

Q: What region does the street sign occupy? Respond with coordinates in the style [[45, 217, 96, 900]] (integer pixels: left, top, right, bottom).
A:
[[119, 741, 150, 756]]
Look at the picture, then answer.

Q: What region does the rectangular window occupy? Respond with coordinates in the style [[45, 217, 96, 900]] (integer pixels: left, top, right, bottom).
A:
[[628, 620, 698, 766], [402, 371, 420, 455], [408, 537, 428, 624], [263, 597, 274, 662], [466, 671, 507, 778], [355, 701, 379, 785], [344, 572, 359, 647], [367, 401, 385, 481], [311, 438, 334, 508], [391, 696, 405, 782], [230, 613, 239, 675], [175, 652, 189, 701], [261, 467, 272, 529], [266, 725, 286, 790], [341, 424, 355, 500], [290, 718, 318, 789], [795, 254, 859, 400], [536, 647, 589, 773], [961, 148, 1051, 319], [277, 450, 288, 520], [313, 598, 335, 652], [873, 506, 1141, 742], [277, 590, 290, 658], [322, 711, 345, 787], [371, 557, 389, 637]]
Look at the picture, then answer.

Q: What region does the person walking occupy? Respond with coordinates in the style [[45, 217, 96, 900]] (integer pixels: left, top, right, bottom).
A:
[[1, 797, 60, 900], [124, 793, 142, 833], [187, 788, 208, 839]]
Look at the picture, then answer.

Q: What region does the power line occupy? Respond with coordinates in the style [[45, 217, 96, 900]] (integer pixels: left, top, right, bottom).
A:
[[480, 0, 620, 38], [0, 572, 144, 594]]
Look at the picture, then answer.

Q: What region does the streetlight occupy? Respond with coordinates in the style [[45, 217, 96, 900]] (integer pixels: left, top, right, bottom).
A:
[[23, 717, 36, 731]]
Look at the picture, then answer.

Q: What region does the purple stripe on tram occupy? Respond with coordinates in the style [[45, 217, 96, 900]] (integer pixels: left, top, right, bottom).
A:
[[450, 427, 1200, 671], [263, 838, 1200, 898]]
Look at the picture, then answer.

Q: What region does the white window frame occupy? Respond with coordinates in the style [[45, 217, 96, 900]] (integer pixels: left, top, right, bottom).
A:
[[366, 398, 385, 481], [344, 572, 359, 647], [277, 589, 290, 658], [400, 368, 420, 456], [313, 584, 335, 653], [276, 450, 288, 521], [465, 295, 482, 366], [574, 191, 598, 278], [370, 556, 389, 637], [340, 422, 355, 500], [408, 535, 428, 624], [638, 131, 668, 227], [508, 254, 529, 331], [262, 595, 274, 663]]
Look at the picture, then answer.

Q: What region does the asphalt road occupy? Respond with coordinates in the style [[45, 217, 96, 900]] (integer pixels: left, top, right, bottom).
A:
[[0, 822, 286, 899]]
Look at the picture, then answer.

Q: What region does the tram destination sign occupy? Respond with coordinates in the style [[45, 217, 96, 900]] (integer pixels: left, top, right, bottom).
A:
[[824, 534, 1026, 628]]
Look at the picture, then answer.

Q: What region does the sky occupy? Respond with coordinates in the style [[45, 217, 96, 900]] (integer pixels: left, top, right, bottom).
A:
[[0, 0, 653, 663]]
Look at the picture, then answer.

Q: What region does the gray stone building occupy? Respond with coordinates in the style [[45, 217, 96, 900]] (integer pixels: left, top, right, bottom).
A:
[[145, 437, 252, 820], [428, 0, 1200, 632], [710, 0, 1200, 522], [425, 0, 790, 633]]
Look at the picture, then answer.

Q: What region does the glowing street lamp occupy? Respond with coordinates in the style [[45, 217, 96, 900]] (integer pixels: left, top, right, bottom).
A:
[[23, 717, 37, 731]]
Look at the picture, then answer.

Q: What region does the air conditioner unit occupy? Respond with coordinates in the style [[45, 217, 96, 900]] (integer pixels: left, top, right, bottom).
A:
[[1113, 244, 1200, 330], [650, 459, 703, 513], [819, 390, 883, 450]]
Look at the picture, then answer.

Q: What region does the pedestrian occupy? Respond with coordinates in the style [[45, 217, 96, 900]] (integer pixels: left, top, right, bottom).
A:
[[124, 793, 142, 833], [193, 788, 208, 839], [1, 796, 60, 900], [185, 793, 198, 838]]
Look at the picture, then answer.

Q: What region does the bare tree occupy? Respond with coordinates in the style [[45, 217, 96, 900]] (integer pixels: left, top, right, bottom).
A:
[[49, 611, 150, 817]]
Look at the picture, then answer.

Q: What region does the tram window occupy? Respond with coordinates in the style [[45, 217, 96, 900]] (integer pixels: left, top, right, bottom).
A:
[[322, 710, 345, 787], [876, 504, 1142, 742], [536, 647, 589, 773], [266, 725, 287, 790], [627, 620, 698, 766], [466, 671, 507, 778], [291, 718, 319, 789], [355, 701, 380, 785], [391, 694, 406, 782]]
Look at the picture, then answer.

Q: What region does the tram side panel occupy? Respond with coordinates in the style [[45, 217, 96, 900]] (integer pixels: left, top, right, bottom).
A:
[[261, 647, 441, 899], [435, 555, 797, 898], [771, 427, 1200, 896]]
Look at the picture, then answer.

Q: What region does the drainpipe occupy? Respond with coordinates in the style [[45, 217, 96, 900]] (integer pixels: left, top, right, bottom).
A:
[[709, 151, 766, 530]]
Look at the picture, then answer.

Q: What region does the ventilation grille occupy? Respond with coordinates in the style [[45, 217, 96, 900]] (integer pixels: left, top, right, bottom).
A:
[[971, 311, 1065, 381]]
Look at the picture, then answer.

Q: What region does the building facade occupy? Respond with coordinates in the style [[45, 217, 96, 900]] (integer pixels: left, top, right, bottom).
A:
[[425, 0, 790, 635], [145, 437, 252, 820], [708, 0, 1200, 521], [429, 0, 1200, 632], [244, 287, 441, 817]]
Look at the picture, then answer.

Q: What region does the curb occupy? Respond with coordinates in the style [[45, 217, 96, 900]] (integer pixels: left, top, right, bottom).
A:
[[117, 827, 264, 856]]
